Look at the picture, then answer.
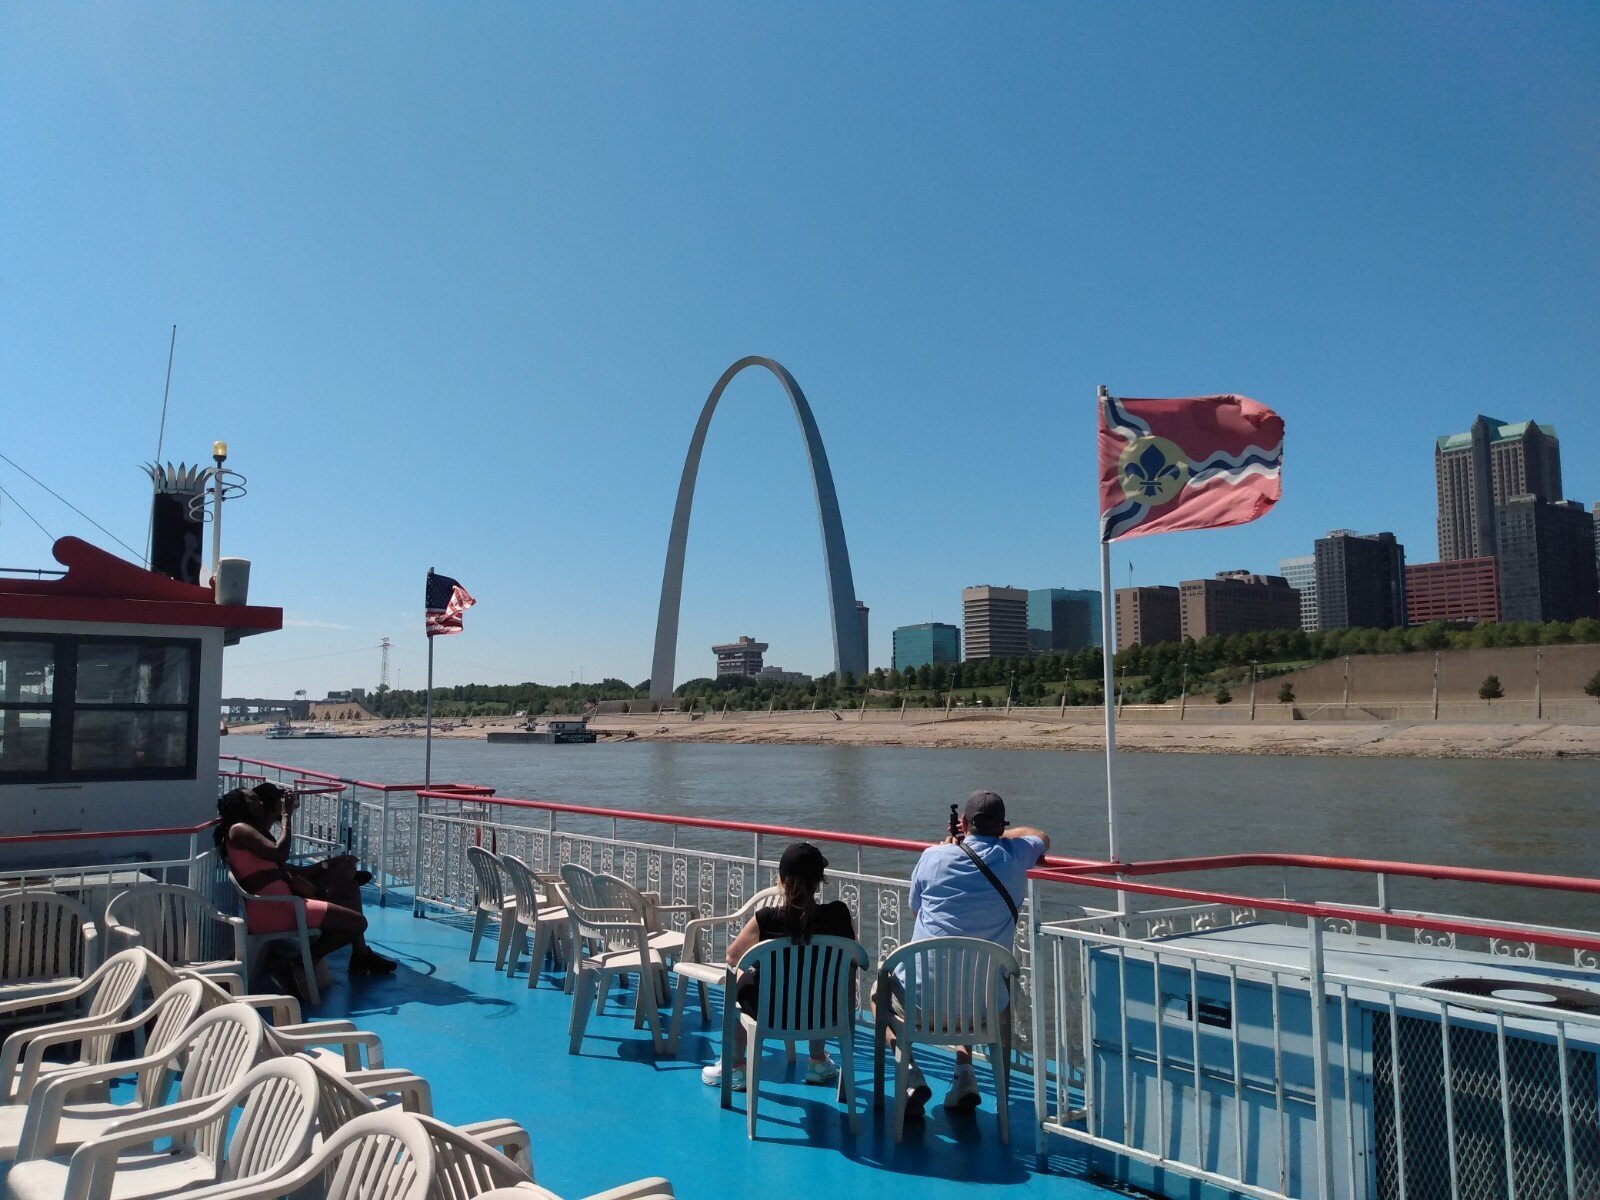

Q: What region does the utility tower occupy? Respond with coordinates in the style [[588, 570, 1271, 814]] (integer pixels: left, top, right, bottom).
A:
[[379, 638, 391, 689]]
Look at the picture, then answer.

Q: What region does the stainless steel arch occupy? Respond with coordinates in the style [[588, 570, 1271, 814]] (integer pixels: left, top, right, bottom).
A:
[[649, 357, 866, 702]]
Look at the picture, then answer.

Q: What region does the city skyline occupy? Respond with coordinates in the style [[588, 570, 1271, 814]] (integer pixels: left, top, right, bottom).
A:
[[2, 6, 1596, 697]]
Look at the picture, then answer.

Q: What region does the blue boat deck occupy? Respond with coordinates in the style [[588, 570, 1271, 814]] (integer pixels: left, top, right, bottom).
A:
[[312, 895, 1115, 1200]]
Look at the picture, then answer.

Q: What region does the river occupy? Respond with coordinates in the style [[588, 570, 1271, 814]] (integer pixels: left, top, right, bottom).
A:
[[225, 735, 1600, 934]]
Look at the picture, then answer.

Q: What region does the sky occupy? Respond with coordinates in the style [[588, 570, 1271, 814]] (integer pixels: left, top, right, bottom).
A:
[[2, 3, 1596, 700]]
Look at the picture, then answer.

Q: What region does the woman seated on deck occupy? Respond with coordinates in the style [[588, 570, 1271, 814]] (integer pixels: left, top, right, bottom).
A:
[[700, 841, 855, 1092], [216, 781, 396, 988]]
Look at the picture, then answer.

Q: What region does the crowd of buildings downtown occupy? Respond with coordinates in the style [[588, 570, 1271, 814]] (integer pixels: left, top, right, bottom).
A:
[[710, 413, 1600, 683]]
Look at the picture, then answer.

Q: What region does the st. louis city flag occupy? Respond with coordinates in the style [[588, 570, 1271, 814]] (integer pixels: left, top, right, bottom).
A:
[[1099, 391, 1283, 541], [425, 571, 476, 637]]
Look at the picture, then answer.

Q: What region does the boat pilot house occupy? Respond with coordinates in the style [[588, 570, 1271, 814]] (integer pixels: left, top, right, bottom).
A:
[[0, 536, 280, 862]]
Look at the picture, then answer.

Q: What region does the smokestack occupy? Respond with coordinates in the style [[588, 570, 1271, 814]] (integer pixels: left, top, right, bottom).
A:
[[144, 463, 207, 584]]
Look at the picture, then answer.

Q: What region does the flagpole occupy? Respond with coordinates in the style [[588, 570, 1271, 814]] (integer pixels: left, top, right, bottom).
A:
[[1099, 537, 1119, 867], [424, 626, 436, 787]]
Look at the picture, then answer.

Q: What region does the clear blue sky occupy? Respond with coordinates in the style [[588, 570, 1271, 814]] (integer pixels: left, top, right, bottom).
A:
[[3, 3, 1596, 699]]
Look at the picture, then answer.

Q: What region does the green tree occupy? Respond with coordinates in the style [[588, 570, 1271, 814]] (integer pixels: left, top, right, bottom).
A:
[[1277, 682, 1295, 704], [1478, 674, 1504, 700], [1584, 672, 1600, 702], [1214, 685, 1233, 705]]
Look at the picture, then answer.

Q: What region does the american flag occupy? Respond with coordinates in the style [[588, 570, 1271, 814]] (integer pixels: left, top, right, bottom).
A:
[[425, 571, 476, 637]]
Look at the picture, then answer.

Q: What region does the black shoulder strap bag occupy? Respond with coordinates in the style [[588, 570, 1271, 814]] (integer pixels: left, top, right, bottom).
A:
[[957, 840, 1019, 923]]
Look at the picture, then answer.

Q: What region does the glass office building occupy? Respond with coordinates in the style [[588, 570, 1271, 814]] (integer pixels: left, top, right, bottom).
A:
[[1027, 588, 1101, 653], [892, 623, 960, 672]]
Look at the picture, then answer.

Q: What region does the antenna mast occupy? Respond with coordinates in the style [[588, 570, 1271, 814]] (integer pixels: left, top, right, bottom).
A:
[[380, 638, 391, 689]]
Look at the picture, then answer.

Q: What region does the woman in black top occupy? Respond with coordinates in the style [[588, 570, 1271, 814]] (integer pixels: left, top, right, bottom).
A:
[[701, 841, 856, 1092]]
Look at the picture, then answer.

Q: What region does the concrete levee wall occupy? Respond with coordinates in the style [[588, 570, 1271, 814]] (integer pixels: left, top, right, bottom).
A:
[[1272, 644, 1600, 705]]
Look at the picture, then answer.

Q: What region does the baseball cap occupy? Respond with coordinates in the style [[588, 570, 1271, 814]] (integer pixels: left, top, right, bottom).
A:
[[963, 789, 1009, 835], [778, 841, 829, 883]]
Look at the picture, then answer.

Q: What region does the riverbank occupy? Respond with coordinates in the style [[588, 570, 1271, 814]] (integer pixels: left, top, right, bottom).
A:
[[228, 711, 1600, 759]]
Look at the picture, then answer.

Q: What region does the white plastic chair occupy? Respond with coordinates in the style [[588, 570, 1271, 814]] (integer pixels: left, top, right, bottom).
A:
[[872, 936, 1020, 1144], [0, 980, 206, 1160], [105, 884, 247, 987], [465, 848, 517, 971], [559, 866, 667, 1056], [6, 1056, 321, 1200], [665, 886, 781, 1054], [0, 949, 150, 1103], [723, 934, 869, 1137], [588, 876, 693, 973], [496, 855, 568, 988], [0, 891, 99, 1006], [144, 953, 302, 1031], [220, 872, 321, 1007], [413, 1112, 533, 1200], [156, 1109, 435, 1200], [12, 998, 265, 1163], [470, 1181, 675, 1200]]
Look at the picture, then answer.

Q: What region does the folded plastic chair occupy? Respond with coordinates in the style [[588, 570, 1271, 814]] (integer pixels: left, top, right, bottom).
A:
[[152, 1109, 435, 1200], [13, 1000, 266, 1163], [0, 950, 150, 1103], [6, 1056, 320, 1200], [143, 954, 301, 1030]]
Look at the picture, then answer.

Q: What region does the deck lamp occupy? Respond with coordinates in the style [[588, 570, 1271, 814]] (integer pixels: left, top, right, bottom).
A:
[[210, 441, 229, 595]]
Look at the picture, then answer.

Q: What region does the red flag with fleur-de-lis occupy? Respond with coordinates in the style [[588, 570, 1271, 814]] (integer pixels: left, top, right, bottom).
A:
[[1098, 391, 1284, 542]]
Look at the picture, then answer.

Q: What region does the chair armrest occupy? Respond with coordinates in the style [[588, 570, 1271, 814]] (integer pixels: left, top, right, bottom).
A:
[[61, 1093, 226, 1200], [273, 1023, 384, 1070], [105, 921, 142, 951], [582, 1179, 676, 1200], [16, 1047, 170, 1159], [0, 970, 98, 1018], [216, 912, 249, 965], [337, 1067, 432, 1114], [14, 998, 163, 1097], [1, 1007, 113, 1092], [456, 1117, 533, 1174]]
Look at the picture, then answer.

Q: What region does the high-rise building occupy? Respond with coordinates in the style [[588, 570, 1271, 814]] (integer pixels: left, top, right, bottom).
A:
[[1113, 586, 1181, 651], [1026, 588, 1099, 654], [1404, 558, 1500, 625], [1314, 531, 1406, 630], [1278, 555, 1319, 631], [854, 601, 869, 675], [1494, 497, 1600, 622], [1435, 416, 1561, 560], [961, 585, 1028, 661], [892, 623, 961, 672], [1178, 572, 1301, 640], [711, 636, 767, 678]]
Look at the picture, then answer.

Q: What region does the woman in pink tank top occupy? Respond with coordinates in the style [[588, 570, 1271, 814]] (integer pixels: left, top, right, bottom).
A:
[[217, 782, 396, 989]]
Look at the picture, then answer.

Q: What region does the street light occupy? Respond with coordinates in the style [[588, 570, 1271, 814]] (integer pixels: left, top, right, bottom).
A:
[[1249, 659, 1258, 721]]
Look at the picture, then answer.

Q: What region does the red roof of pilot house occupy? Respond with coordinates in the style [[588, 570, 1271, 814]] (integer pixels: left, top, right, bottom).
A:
[[0, 537, 282, 636]]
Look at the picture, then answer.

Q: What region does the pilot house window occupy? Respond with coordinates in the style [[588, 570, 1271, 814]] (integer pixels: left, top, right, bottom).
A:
[[0, 636, 200, 781]]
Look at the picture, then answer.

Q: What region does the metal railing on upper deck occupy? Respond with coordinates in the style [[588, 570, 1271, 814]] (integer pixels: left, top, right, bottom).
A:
[[192, 758, 1600, 1196]]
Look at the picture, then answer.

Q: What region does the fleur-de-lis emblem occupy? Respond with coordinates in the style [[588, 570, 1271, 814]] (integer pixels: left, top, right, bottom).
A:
[[1125, 443, 1181, 497], [1116, 435, 1189, 505]]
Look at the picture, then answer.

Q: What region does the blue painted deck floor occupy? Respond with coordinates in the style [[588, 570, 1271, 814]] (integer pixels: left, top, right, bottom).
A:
[[304, 896, 1119, 1200]]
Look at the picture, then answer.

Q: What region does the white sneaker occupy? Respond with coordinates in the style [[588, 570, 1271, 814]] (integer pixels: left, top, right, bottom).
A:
[[804, 1055, 839, 1085], [944, 1064, 981, 1112], [700, 1060, 746, 1091]]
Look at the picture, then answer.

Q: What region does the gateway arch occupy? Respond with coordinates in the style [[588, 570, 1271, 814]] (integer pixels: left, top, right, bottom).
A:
[[650, 356, 866, 702]]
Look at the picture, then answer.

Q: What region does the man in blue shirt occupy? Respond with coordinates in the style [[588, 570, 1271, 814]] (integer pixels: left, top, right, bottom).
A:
[[897, 789, 1049, 1116]]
